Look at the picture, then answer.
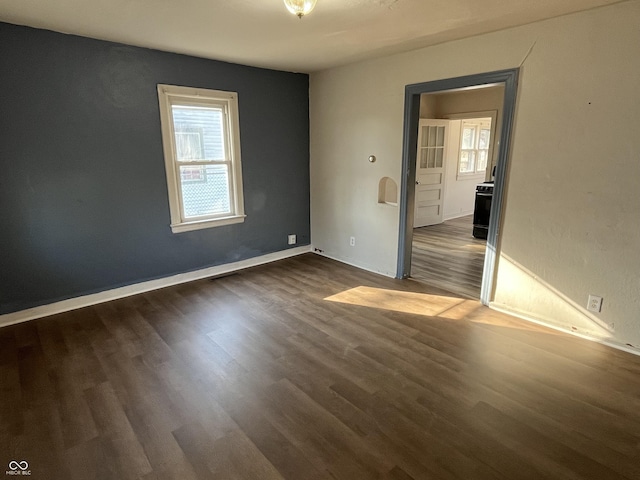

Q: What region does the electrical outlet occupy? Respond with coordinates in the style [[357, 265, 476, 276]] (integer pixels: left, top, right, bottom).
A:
[[587, 294, 603, 313], [349, 236, 356, 247], [288, 234, 296, 245]]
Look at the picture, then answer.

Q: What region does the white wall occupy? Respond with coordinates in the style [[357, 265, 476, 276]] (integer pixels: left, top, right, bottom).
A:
[[432, 85, 504, 180], [310, 1, 640, 351], [439, 119, 479, 221]]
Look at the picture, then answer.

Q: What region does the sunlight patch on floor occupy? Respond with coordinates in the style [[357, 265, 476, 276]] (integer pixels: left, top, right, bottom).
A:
[[325, 286, 562, 333], [325, 286, 471, 318]]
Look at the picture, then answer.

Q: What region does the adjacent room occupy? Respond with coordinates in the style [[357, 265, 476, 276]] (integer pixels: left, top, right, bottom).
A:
[[1, 0, 639, 478]]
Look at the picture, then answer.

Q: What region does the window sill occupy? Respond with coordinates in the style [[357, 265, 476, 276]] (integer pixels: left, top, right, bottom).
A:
[[170, 214, 246, 233], [456, 173, 486, 182]]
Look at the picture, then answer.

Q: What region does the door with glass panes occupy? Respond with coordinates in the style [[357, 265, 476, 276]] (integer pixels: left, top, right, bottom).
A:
[[414, 119, 449, 227]]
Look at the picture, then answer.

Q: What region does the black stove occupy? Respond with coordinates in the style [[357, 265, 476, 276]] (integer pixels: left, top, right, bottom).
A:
[[473, 181, 493, 239]]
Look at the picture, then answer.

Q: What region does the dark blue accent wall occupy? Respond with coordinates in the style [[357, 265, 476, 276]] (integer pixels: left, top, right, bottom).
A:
[[0, 22, 310, 314]]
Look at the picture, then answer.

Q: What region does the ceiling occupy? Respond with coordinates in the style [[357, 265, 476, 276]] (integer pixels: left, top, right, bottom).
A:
[[0, 0, 623, 73]]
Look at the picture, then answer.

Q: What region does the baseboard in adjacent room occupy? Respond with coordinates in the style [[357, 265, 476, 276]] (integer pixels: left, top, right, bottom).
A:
[[443, 211, 474, 221]]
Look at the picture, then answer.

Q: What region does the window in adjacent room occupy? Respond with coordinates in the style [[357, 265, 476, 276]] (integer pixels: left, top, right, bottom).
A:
[[458, 117, 491, 176], [157, 84, 245, 233]]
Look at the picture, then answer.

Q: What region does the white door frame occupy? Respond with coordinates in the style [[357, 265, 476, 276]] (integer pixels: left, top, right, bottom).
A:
[[397, 69, 519, 305]]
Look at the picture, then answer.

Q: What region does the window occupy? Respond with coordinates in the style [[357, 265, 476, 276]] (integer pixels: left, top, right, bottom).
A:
[[458, 118, 491, 176], [157, 84, 245, 233]]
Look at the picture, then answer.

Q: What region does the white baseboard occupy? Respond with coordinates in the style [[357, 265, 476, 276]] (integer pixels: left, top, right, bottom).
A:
[[9, 246, 636, 360], [443, 211, 474, 221], [311, 249, 396, 278], [490, 303, 640, 357], [0, 246, 311, 328]]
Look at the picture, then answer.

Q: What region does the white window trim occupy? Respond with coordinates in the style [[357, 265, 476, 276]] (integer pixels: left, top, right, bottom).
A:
[[443, 110, 498, 182], [458, 119, 491, 177], [157, 84, 245, 234]]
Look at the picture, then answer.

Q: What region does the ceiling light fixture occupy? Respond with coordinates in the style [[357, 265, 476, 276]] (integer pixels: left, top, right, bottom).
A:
[[283, 0, 317, 18]]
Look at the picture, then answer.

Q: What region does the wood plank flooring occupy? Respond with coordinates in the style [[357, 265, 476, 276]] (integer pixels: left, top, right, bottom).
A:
[[2, 253, 640, 479], [411, 215, 486, 299]]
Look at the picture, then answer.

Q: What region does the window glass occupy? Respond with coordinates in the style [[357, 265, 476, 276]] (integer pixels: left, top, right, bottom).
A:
[[158, 84, 245, 233], [478, 128, 491, 150], [461, 127, 475, 149], [180, 164, 230, 218], [458, 118, 492, 177], [172, 106, 224, 161]]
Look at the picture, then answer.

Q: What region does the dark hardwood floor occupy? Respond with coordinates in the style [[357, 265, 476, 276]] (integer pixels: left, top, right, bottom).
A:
[[2, 253, 640, 479], [411, 215, 485, 299]]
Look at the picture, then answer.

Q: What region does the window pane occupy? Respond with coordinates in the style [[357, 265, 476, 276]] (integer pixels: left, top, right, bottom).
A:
[[478, 128, 491, 149], [459, 150, 476, 173], [435, 148, 443, 168], [428, 126, 437, 147], [459, 151, 469, 173], [420, 126, 430, 147], [428, 148, 435, 168], [172, 105, 225, 161], [468, 151, 477, 171], [175, 132, 203, 160], [461, 127, 475, 149], [478, 150, 488, 171], [180, 165, 205, 182], [436, 126, 445, 147], [420, 149, 428, 169], [180, 164, 230, 218]]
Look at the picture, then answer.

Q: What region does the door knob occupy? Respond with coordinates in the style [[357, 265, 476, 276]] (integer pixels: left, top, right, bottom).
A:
[[415, 181, 420, 185]]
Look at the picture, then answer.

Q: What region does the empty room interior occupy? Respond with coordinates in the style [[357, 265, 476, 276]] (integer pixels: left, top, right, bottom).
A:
[[1, 0, 640, 479]]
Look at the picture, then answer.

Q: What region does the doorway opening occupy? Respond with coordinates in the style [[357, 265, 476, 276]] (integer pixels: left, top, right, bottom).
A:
[[397, 69, 519, 305], [411, 88, 502, 299], [411, 215, 486, 299]]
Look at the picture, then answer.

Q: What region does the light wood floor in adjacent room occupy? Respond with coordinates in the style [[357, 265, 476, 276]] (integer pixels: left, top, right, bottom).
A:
[[411, 215, 486, 299], [2, 254, 640, 479]]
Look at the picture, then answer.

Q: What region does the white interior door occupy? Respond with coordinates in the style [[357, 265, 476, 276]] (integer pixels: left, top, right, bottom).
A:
[[414, 119, 449, 227]]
